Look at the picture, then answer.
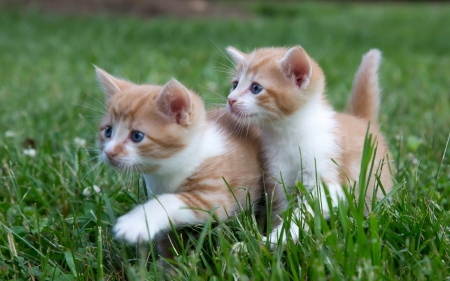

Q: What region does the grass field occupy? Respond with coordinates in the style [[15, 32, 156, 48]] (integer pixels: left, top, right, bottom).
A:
[[1, 2, 450, 280]]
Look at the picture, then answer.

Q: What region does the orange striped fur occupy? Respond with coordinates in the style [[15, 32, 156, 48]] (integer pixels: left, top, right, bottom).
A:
[[95, 67, 263, 259]]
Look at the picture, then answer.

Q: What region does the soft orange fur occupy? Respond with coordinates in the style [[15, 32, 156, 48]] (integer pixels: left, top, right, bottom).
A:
[[226, 46, 393, 236], [96, 68, 263, 259]]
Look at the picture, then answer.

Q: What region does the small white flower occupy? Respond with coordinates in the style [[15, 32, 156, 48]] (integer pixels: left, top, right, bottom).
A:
[[83, 185, 101, 197], [82, 187, 91, 196], [5, 131, 17, 138], [74, 137, 86, 147], [93, 185, 101, 193], [23, 148, 36, 157], [412, 158, 420, 166]]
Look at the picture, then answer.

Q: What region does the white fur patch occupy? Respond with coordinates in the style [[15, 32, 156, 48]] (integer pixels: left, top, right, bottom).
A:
[[114, 194, 201, 243], [263, 94, 341, 191], [263, 182, 346, 248], [143, 124, 226, 196], [261, 94, 346, 244], [262, 207, 303, 247]]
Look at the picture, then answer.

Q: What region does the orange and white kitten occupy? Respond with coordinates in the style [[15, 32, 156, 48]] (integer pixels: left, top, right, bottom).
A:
[[95, 67, 262, 256], [225, 46, 393, 244]]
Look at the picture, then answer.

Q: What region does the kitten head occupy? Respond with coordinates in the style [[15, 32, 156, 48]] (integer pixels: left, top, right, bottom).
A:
[[226, 46, 325, 124], [95, 67, 206, 173]]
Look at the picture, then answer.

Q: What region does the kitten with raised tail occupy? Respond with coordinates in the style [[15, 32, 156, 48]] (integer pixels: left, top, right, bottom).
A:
[[225, 46, 393, 245], [95, 67, 263, 258]]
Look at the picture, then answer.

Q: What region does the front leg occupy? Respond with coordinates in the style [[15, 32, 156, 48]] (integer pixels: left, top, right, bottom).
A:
[[114, 193, 204, 243], [262, 182, 345, 247]]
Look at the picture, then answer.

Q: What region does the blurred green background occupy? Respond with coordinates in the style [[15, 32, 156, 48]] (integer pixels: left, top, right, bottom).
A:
[[0, 1, 449, 280], [1, 1, 449, 148]]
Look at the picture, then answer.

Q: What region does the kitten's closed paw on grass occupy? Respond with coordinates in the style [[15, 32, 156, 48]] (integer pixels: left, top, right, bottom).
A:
[[114, 205, 160, 243]]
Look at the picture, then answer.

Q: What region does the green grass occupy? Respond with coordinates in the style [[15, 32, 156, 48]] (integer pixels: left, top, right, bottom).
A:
[[1, 2, 450, 280]]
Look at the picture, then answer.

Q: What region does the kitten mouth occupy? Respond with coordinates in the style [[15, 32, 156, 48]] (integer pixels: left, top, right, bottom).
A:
[[228, 106, 257, 118], [235, 113, 257, 118], [102, 153, 126, 168], [108, 160, 136, 171], [232, 112, 257, 119]]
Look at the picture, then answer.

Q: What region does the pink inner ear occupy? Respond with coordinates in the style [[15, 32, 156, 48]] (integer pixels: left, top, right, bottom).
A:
[[171, 99, 185, 125], [170, 98, 185, 114], [170, 96, 189, 125], [292, 64, 310, 89], [158, 79, 192, 125], [296, 74, 307, 89], [282, 47, 312, 89]]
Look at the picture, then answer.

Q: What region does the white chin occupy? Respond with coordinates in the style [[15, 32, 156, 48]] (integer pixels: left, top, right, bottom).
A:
[[231, 110, 257, 119], [102, 153, 128, 168], [227, 105, 253, 118], [231, 113, 259, 127], [225, 103, 233, 114]]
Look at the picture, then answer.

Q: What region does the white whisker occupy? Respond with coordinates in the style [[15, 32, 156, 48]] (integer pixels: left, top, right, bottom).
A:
[[74, 103, 107, 115], [209, 38, 236, 68]]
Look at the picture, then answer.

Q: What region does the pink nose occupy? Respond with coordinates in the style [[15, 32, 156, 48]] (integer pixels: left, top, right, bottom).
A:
[[105, 145, 121, 160], [228, 98, 237, 106], [105, 150, 117, 160]]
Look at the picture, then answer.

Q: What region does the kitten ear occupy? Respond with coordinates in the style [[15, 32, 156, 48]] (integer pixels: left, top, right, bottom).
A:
[[226, 46, 246, 65], [95, 66, 133, 97], [156, 79, 192, 126], [280, 47, 312, 90]]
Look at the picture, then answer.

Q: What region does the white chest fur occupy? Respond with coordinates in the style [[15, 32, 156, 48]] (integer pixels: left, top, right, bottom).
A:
[[143, 123, 226, 196], [262, 95, 340, 191]]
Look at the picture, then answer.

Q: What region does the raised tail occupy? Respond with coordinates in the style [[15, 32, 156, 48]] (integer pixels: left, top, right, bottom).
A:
[[347, 49, 382, 123]]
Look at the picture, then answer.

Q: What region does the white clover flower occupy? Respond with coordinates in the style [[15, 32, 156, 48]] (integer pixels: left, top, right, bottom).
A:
[[93, 185, 101, 193], [83, 185, 101, 197], [5, 131, 17, 138], [82, 187, 91, 197], [74, 137, 86, 147], [23, 148, 36, 157]]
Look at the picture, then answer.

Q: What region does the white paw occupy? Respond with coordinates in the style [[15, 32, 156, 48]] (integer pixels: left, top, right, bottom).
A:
[[261, 228, 287, 250], [113, 205, 161, 243], [261, 215, 303, 249]]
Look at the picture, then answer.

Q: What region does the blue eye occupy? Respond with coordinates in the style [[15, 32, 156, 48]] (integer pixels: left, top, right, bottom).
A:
[[231, 81, 238, 91], [104, 126, 112, 138], [131, 131, 145, 143], [250, 83, 263, 94]]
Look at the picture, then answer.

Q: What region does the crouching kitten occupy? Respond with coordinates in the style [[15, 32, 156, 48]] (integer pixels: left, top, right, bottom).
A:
[[95, 67, 263, 258], [225, 47, 393, 245]]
